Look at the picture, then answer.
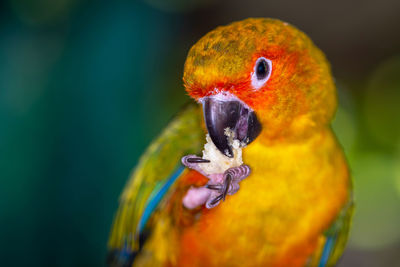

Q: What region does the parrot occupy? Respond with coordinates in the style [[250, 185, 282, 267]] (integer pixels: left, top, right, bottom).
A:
[[107, 18, 353, 267]]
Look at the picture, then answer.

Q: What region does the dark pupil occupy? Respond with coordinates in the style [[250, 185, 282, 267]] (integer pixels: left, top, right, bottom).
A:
[[256, 60, 268, 80]]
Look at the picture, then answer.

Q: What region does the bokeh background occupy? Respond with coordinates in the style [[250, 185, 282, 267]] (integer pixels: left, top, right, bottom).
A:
[[1, 0, 399, 266]]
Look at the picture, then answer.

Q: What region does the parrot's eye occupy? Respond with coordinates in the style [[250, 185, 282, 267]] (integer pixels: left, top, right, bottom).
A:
[[251, 57, 272, 89]]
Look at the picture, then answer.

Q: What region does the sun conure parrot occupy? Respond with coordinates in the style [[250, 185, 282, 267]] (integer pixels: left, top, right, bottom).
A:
[[107, 18, 353, 267]]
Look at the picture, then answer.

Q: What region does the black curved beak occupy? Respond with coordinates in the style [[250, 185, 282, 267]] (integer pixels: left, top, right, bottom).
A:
[[202, 97, 262, 157]]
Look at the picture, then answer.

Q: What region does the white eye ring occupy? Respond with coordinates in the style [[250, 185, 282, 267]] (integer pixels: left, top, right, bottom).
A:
[[251, 57, 272, 90]]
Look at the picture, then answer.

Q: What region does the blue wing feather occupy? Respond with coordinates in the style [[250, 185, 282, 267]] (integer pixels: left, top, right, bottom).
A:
[[136, 165, 185, 235], [318, 235, 337, 267], [312, 197, 354, 267], [107, 104, 204, 267]]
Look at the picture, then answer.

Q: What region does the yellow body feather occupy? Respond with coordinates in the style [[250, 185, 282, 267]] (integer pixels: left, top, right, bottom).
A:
[[136, 125, 350, 267]]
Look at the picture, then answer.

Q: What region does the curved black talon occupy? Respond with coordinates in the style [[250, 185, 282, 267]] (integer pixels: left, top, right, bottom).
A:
[[206, 184, 223, 191], [209, 194, 224, 206], [186, 157, 210, 163], [222, 174, 232, 201]]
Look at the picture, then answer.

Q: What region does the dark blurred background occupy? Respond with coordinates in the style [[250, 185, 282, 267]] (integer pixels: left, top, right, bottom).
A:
[[1, 0, 399, 266]]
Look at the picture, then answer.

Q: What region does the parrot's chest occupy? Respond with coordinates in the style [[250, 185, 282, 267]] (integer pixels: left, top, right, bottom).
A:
[[178, 132, 349, 266]]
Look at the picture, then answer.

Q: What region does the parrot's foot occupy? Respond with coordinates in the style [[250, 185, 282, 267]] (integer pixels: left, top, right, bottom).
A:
[[182, 154, 251, 209], [205, 165, 250, 208]]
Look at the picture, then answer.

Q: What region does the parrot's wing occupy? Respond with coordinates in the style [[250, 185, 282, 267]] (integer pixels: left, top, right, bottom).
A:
[[107, 103, 204, 266], [309, 195, 354, 267]]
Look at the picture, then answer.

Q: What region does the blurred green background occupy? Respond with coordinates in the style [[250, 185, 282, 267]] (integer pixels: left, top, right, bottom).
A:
[[1, 0, 399, 266]]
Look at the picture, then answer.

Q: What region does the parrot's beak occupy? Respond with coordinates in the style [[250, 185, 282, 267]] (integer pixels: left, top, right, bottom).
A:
[[202, 95, 262, 158]]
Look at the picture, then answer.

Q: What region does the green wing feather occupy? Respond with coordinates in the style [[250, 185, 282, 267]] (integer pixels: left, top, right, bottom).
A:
[[308, 192, 354, 267], [107, 103, 204, 255], [324, 195, 354, 267]]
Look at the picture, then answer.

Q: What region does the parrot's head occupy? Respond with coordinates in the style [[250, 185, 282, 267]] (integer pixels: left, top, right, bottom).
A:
[[183, 18, 337, 157]]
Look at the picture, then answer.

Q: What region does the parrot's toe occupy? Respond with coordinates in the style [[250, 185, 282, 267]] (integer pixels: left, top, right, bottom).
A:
[[181, 155, 211, 176], [206, 192, 224, 208]]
